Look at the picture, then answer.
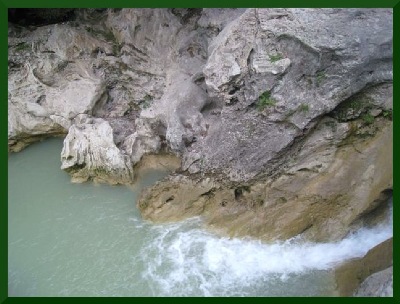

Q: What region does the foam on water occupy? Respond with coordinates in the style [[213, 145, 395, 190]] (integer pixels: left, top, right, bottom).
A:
[[8, 138, 393, 297], [138, 207, 392, 296]]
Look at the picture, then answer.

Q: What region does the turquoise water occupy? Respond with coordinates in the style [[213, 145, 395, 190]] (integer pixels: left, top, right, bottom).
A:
[[8, 138, 392, 296]]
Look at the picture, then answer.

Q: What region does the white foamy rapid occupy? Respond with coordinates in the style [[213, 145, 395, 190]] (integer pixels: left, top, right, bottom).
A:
[[139, 202, 392, 296]]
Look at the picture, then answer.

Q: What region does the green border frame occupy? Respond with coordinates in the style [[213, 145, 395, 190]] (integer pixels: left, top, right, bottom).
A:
[[2, 0, 398, 302]]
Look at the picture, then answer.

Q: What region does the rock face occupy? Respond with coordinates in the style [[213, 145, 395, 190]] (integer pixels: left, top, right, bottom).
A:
[[354, 266, 393, 297], [138, 119, 392, 241], [196, 8, 393, 181], [335, 237, 393, 296], [8, 21, 108, 152], [9, 8, 393, 241]]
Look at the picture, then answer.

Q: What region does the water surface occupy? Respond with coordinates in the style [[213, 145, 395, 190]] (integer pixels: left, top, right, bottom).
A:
[[8, 138, 392, 296]]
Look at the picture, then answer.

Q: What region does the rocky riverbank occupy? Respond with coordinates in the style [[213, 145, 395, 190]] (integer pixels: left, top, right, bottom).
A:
[[8, 8, 393, 296]]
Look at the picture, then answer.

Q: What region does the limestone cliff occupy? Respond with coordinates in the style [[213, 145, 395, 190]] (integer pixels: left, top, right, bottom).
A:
[[8, 9, 392, 244]]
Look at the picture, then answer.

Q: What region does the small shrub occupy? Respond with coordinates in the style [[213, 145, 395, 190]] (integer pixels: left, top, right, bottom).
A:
[[348, 99, 364, 111], [143, 94, 152, 101], [256, 91, 276, 111], [269, 54, 283, 63], [86, 26, 119, 54], [299, 103, 310, 112], [56, 60, 70, 72], [14, 42, 30, 52], [140, 101, 151, 109], [362, 112, 374, 125], [382, 109, 393, 120], [324, 120, 337, 132], [316, 71, 326, 86], [334, 98, 372, 122], [139, 94, 153, 109]]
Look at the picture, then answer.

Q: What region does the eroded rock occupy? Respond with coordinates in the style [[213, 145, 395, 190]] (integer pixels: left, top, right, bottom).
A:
[[354, 266, 393, 297], [8, 24, 108, 151], [335, 237, 393, 296], [61, 116, 134, 184], [198, 8, 393, 180], [138, 118, 393, 242]]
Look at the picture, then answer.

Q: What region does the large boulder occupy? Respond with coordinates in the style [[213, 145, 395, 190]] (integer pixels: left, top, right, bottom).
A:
[[61, 116, 134, 184]]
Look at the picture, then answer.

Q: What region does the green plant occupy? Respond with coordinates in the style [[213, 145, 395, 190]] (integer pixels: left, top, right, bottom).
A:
[[143, 94, 152, 101], [86, 26, 119, 54], [256, 91, 276, 111], [269, 54, 283, 63], [56, 60, 70, 72], [139, 94, 153, 109], [140, 101, 151, 109], [324, 120, 337, 132], [299, 103, 310, 112], [335, 98, 372, 122], [362, 112, 374, 125], [382, 109, 393, 120], [316, 71, 326, 86], [14, 42, 30, 52]]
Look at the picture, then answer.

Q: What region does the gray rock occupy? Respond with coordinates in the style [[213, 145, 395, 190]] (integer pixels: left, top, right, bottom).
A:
[[8, 23, 108, 151], [335, 238, 393, 296], [61, 116, 134, 184], [354, 266, 393, 297], [198, 8, 392, 180]]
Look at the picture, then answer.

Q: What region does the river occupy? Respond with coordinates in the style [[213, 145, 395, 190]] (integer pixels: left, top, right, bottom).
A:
[[8, 138, 393, 296]]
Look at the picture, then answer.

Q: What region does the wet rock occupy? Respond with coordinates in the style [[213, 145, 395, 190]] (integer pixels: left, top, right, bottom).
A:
[[335, 238, 393, 296], [354, 266, 393, 297], [61, 116, 134, 184], [138, 119, 392, 242]]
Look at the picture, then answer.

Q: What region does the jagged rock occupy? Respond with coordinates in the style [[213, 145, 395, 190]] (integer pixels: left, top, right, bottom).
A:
[[61, 116, 134, 184], [354, 266, 393, 297], [335, 238, 393, 296], [138, 118, 392, 242], [8, 24, 108, 151], [198, 8, 393, 180], [138, 175, 216, 222]]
